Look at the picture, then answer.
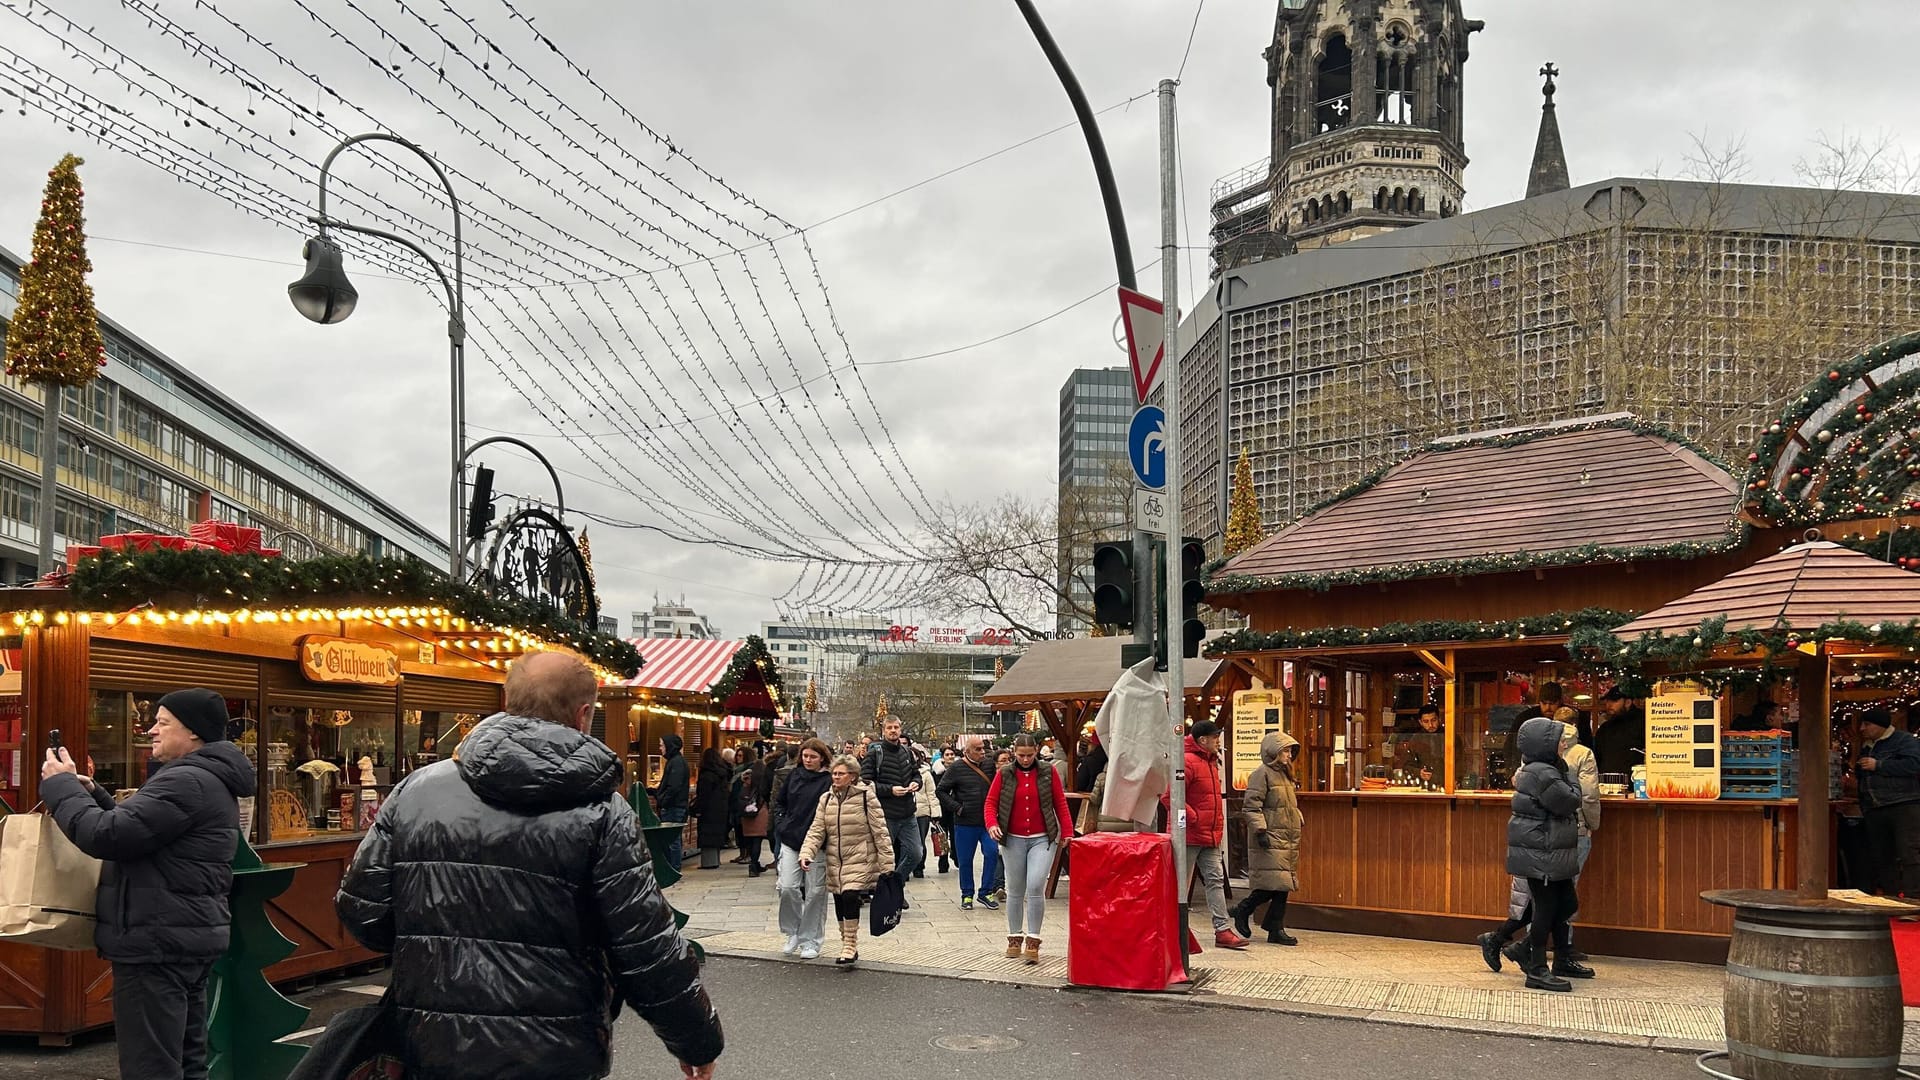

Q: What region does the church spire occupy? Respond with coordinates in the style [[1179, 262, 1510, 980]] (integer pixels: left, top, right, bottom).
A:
[[1526, 61, 1570, 198]]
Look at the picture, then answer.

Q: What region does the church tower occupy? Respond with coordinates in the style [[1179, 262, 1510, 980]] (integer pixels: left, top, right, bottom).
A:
[[1264, 1, 1482, 249]]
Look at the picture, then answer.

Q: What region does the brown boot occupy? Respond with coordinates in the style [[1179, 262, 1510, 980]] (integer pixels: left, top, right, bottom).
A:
[[835, 919, 859, 966], [1005, 935, 1024, 959], [1022, 936, 1041, 964]]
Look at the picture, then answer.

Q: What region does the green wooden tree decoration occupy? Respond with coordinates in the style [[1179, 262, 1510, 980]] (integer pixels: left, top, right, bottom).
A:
[[205, 835, 310, 1080], [629, 786, 702, 959], [1223, 447, 1266, 558]]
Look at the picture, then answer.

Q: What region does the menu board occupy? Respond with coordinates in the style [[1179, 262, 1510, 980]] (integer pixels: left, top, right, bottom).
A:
[[1645, 691, 1721, 799], [1231, 689, 1286, 790]]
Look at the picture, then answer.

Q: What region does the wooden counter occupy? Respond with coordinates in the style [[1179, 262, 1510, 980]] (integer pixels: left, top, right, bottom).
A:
[[1283, 791, 1797, 964], [0, 838, 380, 1045]]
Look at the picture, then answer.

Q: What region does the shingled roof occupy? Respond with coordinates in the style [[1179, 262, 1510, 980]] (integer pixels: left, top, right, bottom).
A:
[[1214, 417, 1741, 592], [1612, 541, 1920, 638]]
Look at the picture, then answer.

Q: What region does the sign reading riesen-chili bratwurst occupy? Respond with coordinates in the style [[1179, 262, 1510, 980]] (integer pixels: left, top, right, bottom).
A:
[[299, 635, 402, 687]]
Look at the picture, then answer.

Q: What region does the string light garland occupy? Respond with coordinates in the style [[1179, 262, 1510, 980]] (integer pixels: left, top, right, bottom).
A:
[[706, 635, 785, 710], [1570, 614, 1920, 674], [1206, 608, 1638, 656], [65, 547, 642, 676], [4, 154, 107, 385], [1742, 329, 1920, 523]]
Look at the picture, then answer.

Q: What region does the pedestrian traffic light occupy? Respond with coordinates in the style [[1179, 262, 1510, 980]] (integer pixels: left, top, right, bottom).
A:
[[465, 464, 496, 541], [1178, 538, 1208, 659], [1091, 542, 1135, 630]]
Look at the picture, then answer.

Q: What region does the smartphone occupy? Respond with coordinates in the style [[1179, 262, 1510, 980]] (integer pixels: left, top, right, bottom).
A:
[[46, 728, 62, 751]]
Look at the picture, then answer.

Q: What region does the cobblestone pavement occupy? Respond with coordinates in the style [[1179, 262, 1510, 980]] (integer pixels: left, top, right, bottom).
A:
[[670, 857, 1920, 1059]]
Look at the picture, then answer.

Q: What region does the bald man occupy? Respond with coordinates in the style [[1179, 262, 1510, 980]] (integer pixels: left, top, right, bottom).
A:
[[338, 652, 723, 1080]]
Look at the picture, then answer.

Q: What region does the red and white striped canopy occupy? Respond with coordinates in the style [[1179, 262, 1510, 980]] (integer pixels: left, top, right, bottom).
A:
[[719, 715, 764, 732], [622, 638, 743, 693]]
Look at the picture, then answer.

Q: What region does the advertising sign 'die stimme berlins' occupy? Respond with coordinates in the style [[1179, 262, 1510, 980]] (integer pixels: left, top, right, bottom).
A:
[[299, 635, 402, 687]]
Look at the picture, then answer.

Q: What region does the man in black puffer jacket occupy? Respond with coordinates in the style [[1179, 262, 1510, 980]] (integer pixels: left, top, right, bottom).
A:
[[41, 687, 254, 1080], [862, 717, 923, 876], [1506, 716, 1586, 994], [338, 652, 723, 1080]]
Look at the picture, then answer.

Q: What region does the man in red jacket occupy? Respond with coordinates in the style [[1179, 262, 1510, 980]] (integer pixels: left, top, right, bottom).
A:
[[1170, 720, 1249, 950]]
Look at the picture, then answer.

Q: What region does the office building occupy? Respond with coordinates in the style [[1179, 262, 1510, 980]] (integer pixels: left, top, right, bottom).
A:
[[0, 244, 447, 581], [634, 597, 720, 639], [1056, 366, 1133, 636]]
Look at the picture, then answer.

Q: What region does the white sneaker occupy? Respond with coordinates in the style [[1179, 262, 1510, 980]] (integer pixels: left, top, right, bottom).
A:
[[798, 943, 821, 960], [781, 935, 800, 955]]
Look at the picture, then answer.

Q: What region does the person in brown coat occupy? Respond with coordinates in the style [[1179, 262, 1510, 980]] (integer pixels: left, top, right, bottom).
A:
[[1230, 731, 1303, 945], [798, 754, 894, 967], [739, 748, 772, 876]]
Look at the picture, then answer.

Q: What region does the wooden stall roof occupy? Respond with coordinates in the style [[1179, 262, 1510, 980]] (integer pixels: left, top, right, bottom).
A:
[[1218, 416, 1740, 584], [982, 636, 1223, 707], [1613, 540, 1920, 636]]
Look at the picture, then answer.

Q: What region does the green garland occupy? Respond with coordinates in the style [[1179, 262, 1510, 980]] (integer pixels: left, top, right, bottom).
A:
[[1208, 534, 1746, 596], [707, 633, 785, 710], [66, 547, 643, 677], [1741, 328, 1920, 523], [1571, 613, 1920, 675], [1209, 416, 1741, 592], [1204, 607, 1638, 657]]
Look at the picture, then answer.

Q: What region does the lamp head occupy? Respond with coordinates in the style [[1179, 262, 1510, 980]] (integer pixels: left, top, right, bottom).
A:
[[287, 235, 358, 324]]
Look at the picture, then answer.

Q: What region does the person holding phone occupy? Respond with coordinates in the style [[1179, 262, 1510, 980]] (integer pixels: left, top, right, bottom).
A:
[[860, 717, 923, 877], [40, 688, 254, 1080]]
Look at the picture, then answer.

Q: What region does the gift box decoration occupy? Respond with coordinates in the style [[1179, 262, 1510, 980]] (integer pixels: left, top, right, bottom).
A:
[[189, 521, 264, 555], [63, 545, 101, 566]]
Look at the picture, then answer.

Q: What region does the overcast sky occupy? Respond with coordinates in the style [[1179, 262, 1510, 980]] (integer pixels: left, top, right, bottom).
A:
[[1, 1, 1912, 639]]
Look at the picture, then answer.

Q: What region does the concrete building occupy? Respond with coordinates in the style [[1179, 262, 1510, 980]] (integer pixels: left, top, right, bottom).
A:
[[1055, 366, 1133, 636], [1181, 2, 1920, 546], [634, 596, 720, 639], [759, 611, 890, 687], [0, 244, 446, 581]]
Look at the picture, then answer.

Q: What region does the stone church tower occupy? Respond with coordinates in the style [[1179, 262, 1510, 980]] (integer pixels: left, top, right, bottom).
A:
[[1264, 1, 1483, 249]]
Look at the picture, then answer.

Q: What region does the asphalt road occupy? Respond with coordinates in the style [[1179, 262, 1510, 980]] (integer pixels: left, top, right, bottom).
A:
[[0, 957, 1706, 1079]]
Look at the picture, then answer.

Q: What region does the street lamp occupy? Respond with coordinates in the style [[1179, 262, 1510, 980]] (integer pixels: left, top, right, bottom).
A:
[[289, 132, 466, 578]]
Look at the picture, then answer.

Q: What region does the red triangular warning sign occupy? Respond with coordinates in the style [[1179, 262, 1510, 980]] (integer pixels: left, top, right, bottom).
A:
[[1119, 287, 1165, 403]]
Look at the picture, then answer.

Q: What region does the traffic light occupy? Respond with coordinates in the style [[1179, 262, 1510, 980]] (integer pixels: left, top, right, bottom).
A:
[[1177, 538, 1207, 659], [1091, 542, 1135, 630], [465, 464, 497, 541]]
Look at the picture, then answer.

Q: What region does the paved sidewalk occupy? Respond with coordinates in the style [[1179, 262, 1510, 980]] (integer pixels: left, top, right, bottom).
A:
[[670, 858, 1920, 1059]]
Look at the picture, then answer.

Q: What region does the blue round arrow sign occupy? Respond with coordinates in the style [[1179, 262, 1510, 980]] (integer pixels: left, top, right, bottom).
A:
[[1128, 405, 1167, 490]]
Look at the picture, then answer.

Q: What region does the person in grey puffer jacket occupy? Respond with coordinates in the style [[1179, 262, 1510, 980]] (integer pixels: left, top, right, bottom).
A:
[[1505, 716, 1585, 992]]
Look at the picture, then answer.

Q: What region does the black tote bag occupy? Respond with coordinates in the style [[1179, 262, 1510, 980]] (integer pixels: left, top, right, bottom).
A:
[[286, 996, 403, 1080], [869, 871, 906, 936]]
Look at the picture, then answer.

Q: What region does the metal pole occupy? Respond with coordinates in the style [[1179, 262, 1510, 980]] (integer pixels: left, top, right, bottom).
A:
[[1159, 78, 1190, 967], [36, 389, 58, 573], [313, 132, 465, 580]]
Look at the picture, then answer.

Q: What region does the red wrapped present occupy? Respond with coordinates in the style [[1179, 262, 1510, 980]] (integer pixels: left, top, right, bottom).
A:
[[64, 544, 102, 565], [255, 547, 282, 558], [99, 532, 167, 552], [189, 521, 263, 554], [155, 535, 195, 551], [1067, 832, 1188, 991]]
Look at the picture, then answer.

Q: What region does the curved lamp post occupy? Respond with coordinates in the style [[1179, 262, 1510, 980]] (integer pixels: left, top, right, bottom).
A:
[[288, 132, 466, 578], [451, 435, 566, 581]]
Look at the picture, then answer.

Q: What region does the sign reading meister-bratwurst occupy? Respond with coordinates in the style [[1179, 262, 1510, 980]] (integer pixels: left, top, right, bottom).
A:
[[299, 635, 402, 687]]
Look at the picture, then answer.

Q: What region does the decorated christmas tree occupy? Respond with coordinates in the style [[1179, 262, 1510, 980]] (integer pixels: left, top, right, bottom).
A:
[[1223, 448, 1265, 558], [4, 155, 106, 386], [875, 693, 889, 722], [803, 676, 818, 714]]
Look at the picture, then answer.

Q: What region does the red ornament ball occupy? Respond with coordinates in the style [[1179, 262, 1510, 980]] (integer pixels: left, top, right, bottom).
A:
[[1830, 371, 1843, 380]]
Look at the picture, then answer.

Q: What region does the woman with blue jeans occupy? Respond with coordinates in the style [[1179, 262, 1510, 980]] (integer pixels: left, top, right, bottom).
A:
[[985, 733, 1075, 964]]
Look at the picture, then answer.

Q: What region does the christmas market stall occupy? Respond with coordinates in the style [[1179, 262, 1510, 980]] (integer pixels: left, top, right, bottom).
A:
[[1203, 415, 1802, 962], [599, 635, 786, 814], [0, 533, 640, 1044]]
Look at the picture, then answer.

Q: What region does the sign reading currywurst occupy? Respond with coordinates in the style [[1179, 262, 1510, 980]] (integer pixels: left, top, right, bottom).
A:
[[299, 635, 402, 687]]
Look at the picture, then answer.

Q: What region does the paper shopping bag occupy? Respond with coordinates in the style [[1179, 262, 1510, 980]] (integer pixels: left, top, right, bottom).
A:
[[0, 812, 101, 950]]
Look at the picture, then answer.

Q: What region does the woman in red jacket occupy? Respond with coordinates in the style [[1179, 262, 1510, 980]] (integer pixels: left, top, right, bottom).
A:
[[986, 733, 1075, 964]]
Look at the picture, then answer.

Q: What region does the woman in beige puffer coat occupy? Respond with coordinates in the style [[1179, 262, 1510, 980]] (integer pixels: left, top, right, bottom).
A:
[[799, 755, 894, 966], [1229, 731, 1303, 945]]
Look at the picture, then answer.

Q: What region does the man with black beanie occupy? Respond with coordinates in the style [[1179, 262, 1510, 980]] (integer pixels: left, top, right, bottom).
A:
[[41, 686, 254, 1080]]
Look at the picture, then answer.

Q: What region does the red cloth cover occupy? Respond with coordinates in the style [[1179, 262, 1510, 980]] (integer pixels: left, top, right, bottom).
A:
[[98, 532, 166, 552], [1067, 831, 1187, 990], [64, 545, 101, 565], [1894, 917, 1920, 1008], [189, 521, 263, 554]]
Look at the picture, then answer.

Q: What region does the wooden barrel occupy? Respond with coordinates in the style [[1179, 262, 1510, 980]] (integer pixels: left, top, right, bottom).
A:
[[1723, 907, 1903, 1080]]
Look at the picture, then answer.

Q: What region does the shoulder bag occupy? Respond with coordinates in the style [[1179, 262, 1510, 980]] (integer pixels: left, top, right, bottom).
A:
[[862, 788, 907, 936]]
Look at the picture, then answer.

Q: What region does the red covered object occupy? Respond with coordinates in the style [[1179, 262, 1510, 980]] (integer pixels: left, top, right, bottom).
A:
[[99, 532, 167, 552], [1067, 832, 1188, 990], [189, 520, 263, 554], [64, 544, 101, 565], [1894, 917, 1920, 1008]]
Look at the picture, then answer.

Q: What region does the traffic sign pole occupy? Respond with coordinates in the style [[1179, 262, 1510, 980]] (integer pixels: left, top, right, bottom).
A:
[[1158, 78, 1190, 975]]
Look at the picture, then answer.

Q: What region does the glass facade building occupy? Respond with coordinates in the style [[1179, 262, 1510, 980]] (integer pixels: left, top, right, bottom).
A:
[[1056, 367, 1134, 636], [0, 243, 447, 579]]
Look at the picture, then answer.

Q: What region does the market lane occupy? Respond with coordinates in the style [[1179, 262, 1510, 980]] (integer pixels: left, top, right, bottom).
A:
[[0, 956, 1710, 1080]]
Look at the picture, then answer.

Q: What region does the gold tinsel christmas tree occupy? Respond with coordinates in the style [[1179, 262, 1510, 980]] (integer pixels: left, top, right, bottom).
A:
[[875, 693, 889, 722], [5, 156, 106, 387], [1223, 447, 1265, 558], [803, 676, 818, 714]]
